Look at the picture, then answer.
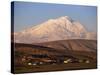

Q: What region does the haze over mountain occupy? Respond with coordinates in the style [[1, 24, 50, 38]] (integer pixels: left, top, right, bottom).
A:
[[14, 16, 97, 43]]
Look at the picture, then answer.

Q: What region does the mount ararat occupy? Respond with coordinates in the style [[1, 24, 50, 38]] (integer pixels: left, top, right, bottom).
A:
[[14, 16, 97, 43]]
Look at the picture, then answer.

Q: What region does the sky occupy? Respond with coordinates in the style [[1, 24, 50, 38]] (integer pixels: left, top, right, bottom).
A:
[[13, 1, 97, 32]]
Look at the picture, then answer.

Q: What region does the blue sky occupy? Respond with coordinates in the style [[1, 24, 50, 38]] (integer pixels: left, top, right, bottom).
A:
[[13, 1, 97, 32]]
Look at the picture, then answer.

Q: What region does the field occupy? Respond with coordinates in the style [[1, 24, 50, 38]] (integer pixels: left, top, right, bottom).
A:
[[14, 62, 97, 74]]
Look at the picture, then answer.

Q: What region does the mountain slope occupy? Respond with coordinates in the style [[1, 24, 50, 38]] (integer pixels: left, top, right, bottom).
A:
[[14, 16, 96, 43], [14, 39, 97, 60], [34, 39, 97, 52]]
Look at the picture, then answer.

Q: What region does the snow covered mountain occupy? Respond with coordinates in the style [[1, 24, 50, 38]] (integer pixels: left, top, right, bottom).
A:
[[14, 16, 97, 43]]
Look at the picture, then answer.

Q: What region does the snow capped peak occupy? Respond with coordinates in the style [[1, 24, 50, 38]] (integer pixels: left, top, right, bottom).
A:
[[57, 16, 74, 22], [14, 16, 96, 43], [58, 16, 69, 20], [45, 16, 72, 23]]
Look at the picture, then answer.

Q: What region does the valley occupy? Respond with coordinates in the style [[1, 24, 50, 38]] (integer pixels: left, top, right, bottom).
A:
[[13, 39, 97, 73]]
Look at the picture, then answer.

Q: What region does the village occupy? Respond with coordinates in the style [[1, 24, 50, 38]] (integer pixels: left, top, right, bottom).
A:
[[20, 54, 90, 66]]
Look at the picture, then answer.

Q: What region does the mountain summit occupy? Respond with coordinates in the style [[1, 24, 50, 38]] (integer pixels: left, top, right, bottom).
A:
[[14, 16, 96, 43]]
